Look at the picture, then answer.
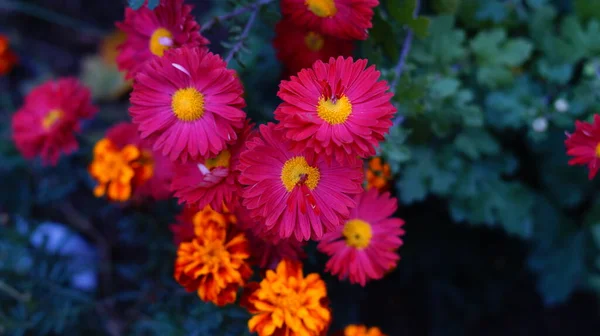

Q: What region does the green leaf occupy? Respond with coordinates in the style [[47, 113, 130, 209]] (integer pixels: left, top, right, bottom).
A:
[[470, 29, 533, 87], [410, 17, 431, 39], [453, 129, 500, 159], [410, 15, 466, 66], [475, 0, 508, 23], [128, 0, 145, 10], [574, 0, 600, 22], [430, 77, 460, 99], [387, 0, 430, 38], [529, 229, 586, 305]]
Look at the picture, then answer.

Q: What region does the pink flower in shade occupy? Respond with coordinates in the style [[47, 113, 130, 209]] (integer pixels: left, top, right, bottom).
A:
[[565, 114, 600, 179], [317, 188, 405, 286], [280, 0, 379, 40], [105, 122, 174, 200], [170, 121, 254, 212], [236, 207, 306, 269], [238, 123, 364, 241], [275, 57, 395, 163], [129, 46, 247, 163], [273, 19, 354, 75], [116, 0, 209, 79], [12, 78, 97, 165]]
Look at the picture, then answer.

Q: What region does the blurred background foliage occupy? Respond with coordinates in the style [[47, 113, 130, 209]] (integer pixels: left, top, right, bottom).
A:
[[1, 0, 600, 335]]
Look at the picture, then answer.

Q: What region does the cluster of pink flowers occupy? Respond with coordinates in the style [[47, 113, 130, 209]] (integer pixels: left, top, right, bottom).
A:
[[10, 0, 406, 288]]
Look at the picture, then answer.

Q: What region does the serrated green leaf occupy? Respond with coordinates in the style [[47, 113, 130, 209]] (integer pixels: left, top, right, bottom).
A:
[[410, 15, 466, 66]]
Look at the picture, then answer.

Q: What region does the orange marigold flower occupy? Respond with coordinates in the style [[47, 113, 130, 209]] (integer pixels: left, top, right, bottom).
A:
[[343, 324, 387, 336], [170, 204, 235, 245], [89, 138, 148, 202], [241, 259, 331, 336], [0, 34, 17, 75], [365, 157, 392, 191], [174, 214, 252, 306]]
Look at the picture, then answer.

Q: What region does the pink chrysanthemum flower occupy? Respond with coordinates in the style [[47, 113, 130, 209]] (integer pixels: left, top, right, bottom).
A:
[[12, 78, 97, 165], [280, 0, 379, 40], [116, 0, 209, 79], [170, 121, 254, 212], [565, 114, 600, 179], [317, 188, 404, 286], [275, 57, 395, 163], [238, 123, 363, 241], [130, 46, 247, 163], [105, 122, 174, 200]]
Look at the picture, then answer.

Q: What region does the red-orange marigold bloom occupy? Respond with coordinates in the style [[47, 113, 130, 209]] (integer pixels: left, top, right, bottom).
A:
[[0, 34, 17, 75], [89, 138, 146, 202], [241, 259, 331, 336], [174, 212, 252, 306], [170, 204, 234, 245], [365, 157, 391, 191], [343, 324, 387, 336]]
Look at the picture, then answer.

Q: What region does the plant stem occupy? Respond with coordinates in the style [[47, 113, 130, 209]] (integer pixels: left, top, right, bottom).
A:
[[390, 0, 421, 125], [200, 0, 275, 33], [389, 0, 421, 94], [224, 5, 260, 65], [0, 279, 30, 302]]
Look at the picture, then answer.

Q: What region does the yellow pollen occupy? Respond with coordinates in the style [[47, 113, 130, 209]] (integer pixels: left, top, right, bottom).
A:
[[42, 109, 63, 129], [281, 156, 320, 192], [342, 219, 373, 249], [305, 31, 325, 51], [197, 240, 228, 271], [171, 87, 205, 122], [149, 27, 173, 57], [305, 0, 338, 18], [316, 95, 352, 125], [596, 143, 600, 158], [204, 150, 231, 170], [276, 293, 302, 311]]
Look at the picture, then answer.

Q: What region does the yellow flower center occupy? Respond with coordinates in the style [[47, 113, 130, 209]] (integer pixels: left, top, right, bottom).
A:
[[276, 292, 302, 312], [42, 109, 63, 129], [595, 142, 600, 158], [305, 0, 338, 18], [197, 240, 228, 271], [316, 95, 352, 125], [204, 150, 231, 169], [281, 156, 320, 192], [171, 87, 205, 122], [342, 219, 373, 249], [149, 27, 173, 57], [305, 31, 325, 51]]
